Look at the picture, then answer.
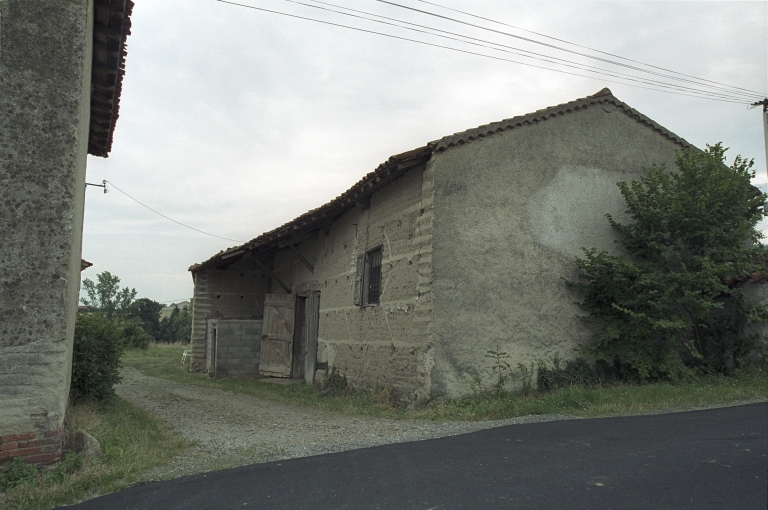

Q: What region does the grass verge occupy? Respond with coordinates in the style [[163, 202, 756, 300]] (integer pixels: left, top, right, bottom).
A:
[[0, 398, 190, 510], [127, 343, 768, 422]]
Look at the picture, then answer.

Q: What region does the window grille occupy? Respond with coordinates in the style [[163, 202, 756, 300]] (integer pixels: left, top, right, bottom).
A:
[[360, 247, 382, 306]]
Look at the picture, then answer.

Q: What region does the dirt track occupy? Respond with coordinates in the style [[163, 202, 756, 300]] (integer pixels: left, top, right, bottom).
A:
[[116, 368, 570, 479]]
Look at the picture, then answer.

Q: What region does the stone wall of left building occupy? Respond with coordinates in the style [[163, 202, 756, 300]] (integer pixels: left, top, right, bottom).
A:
[[0, 0, 94, 466]]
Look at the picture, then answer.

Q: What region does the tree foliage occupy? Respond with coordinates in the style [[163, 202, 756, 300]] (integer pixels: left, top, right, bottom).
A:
[[125, 298, 164, 338], [80, 271, 137, 318], [571, 144, 766, 380], [158, 305, 192, 343]]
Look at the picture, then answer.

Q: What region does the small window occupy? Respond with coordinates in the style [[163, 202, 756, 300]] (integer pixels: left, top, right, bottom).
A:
[[356, 247, 382, 306]]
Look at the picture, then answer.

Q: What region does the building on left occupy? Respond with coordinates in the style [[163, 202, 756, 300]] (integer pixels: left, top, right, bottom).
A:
[[0, 0, 133, 467]]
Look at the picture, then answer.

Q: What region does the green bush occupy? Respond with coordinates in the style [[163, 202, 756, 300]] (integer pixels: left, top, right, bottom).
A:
[[0, 458, 36, 492], [571, 144, 767, 381], [119, 318, 153, 350], [70, 313, 124, 404]]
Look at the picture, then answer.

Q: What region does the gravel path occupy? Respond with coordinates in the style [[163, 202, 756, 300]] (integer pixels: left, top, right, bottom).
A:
[[116, 368, 574, 480]]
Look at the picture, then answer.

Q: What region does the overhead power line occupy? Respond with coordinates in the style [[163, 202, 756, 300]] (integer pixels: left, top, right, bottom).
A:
[[216, 0, 755, 104], [376, 0, 765, 100], [413, 0, 765, 98], [102, 180, 246, 243], [299, 0, 753, 102]]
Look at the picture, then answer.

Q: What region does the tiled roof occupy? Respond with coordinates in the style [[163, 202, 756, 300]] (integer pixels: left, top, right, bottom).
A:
[[191, 88, 694, 272], [88, 0, 134, 158], [433, 88, 693, 153]]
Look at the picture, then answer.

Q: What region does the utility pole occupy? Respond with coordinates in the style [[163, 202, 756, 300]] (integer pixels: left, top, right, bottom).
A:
[[751, 98, 768, 181]]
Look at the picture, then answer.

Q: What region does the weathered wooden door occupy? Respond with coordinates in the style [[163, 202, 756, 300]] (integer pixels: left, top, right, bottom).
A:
[[259, 294, 296, 378]]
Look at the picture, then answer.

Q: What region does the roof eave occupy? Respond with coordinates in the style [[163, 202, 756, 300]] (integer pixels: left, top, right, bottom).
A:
[[88, 0, 134, 158]]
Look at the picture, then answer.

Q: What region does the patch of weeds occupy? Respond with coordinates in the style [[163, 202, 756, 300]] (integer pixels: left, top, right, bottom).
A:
[[485, 349, 511, 398], [467, 375, 483, 399], [322, 366, 351, 397], [536, 355, 640, 392], [372, 386, 399, 409], [45, 451, 84, 485], [0, 458, 36, 492], [517, 362, 536, 396]]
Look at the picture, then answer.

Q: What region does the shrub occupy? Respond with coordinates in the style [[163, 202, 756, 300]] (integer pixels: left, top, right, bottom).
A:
[[119, 318, 153, 350], [0, 458, 36, 492], [571, 144, 767, 380], [70, 313, 124, 404]]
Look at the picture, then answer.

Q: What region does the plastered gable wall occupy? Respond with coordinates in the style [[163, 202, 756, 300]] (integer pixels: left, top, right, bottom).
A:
[[269, 166, 435, 398], [430, 104, 686, 397], [0, 0, 93, 442], [190, 258, 269, 370]]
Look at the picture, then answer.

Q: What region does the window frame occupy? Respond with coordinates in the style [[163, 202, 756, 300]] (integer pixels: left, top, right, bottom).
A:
[[356, 246, 383, 307]]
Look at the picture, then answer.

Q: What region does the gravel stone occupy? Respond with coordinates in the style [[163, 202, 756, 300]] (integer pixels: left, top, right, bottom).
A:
[[115, 368, 576, 480]]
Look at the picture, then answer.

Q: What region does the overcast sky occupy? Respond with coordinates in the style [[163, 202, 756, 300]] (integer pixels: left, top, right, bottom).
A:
[[82, 0, 767, 304]]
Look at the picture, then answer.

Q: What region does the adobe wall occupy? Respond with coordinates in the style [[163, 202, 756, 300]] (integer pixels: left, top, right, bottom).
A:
[[0, 0, 94, 466], [268, 166, 435, 400], [190, 258, 269, 371], [430, 104, 686, 397]]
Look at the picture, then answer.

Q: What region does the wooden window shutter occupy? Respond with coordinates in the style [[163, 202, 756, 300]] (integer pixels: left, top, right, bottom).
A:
[[353, 255, 364, 306]]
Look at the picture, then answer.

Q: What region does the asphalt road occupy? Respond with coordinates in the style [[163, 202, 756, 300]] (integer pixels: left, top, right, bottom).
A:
[[62, 403, 767, 510]]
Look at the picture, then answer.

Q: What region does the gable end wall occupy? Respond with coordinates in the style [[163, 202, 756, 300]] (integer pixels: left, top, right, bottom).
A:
[[430, 102, 687, 397]]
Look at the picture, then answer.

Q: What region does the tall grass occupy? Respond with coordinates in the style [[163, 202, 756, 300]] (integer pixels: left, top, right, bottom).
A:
[[0, 398, 189, 510]]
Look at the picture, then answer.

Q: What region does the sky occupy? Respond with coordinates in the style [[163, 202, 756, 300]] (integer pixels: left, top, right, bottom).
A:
[[82, 0, 767, 304]]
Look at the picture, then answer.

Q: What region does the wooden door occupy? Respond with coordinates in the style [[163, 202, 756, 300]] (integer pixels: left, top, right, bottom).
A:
[[259, 294, 296, 377]]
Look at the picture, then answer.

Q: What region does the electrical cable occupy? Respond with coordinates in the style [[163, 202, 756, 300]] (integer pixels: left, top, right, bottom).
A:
[[216, 0, 751, 104], [414, 0, 766, 98], [299, 0, 753, 102], [374, 0, 764, 99], [103, 180, 246, 243]]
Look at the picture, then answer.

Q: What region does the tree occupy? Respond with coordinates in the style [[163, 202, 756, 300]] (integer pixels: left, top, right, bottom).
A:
[[158, 305, 192, 343], [80, 271, 137, 318], [571, 144, 766, 380], [125, 298, 163, 338]]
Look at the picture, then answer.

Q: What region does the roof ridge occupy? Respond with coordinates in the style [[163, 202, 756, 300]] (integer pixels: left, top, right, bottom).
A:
[[433, 87, 693, 153]]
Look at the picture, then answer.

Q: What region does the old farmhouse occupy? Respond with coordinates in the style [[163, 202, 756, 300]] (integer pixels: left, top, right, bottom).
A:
[[189, 88, 699, 400]]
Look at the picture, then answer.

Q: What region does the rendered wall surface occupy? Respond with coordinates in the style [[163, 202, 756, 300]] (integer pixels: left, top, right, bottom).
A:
[[0, 0, 94, 455], [259, 166, 435, 399], [190, 258, 269, 371], [429, 104, 687, 397]]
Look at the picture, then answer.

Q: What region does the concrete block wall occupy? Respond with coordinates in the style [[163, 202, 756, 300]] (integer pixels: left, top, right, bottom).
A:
[[212, 320, 263, 377], [0, 0, 94, 465], [269, 165, 435, 400], [191, 258, 269, 370]]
